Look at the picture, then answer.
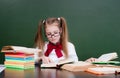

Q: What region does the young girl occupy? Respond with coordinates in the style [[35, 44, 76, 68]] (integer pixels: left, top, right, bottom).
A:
[[34, 17, 78, 64]]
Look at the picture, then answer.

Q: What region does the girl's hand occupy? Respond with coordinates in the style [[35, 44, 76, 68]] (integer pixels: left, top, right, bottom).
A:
[[38, 56, 54, 64], [85, 57, 98, 63]]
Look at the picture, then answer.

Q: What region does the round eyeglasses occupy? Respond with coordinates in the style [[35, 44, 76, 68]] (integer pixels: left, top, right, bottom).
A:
[[46, 32, 60, 38]]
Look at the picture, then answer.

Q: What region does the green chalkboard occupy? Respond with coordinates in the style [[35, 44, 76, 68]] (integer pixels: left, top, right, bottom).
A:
[[0, 0, 120, 64]]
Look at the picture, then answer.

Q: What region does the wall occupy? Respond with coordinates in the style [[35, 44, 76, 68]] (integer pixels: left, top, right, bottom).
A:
[[0, 0, 120, 64]]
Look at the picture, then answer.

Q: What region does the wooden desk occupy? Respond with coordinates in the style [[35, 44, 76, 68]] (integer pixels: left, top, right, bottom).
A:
[[0, 66, 120, 78]]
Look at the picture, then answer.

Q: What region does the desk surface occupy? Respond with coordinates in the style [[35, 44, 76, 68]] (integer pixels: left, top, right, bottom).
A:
[[0, 66, 120, 78]]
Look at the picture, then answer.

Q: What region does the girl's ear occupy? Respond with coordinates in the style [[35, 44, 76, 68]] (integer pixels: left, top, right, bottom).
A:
[[59, 28, 62, 34]]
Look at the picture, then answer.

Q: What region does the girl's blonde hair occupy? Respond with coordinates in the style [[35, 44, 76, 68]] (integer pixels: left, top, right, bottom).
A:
[[35, 17, 69, 58]]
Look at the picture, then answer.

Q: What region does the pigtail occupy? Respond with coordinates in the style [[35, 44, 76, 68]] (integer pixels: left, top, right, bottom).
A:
[[60, 17, 69, 58], [35, 17, 69, 58], [34, 20, 45, 51]]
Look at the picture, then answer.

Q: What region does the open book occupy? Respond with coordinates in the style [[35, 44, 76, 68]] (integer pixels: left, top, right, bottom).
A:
[[85, 67, 120, 75], [92, 52, 118, 64], [1, 45, 41, 54], [61, 61, 93, 72], [41, 59, 74, 68]]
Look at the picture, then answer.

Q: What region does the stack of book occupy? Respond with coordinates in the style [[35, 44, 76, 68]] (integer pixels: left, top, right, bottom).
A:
[[1, 45, 41, 69], [4, 52, 34, 69]]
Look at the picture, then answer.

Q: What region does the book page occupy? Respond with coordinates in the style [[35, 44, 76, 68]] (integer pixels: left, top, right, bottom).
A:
[[41, 63, 57, 68], [17, 48, 41, 54], [58, 59, 74, 65], [97, 52, 118, 62], [0, 65, 5, 73], [61, 61, 93, 72], [41, 59, 74, 68], [69, 61, 92, 66], [86, 67, 120, 75], [1, 45, 41, 54], [11, 46, 27, 50]]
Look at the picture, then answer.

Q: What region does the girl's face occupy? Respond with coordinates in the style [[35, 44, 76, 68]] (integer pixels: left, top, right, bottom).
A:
[[45, 23, 61, 44]]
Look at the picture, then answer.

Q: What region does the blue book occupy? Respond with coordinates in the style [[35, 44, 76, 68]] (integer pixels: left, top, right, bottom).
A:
[[5, 56, 34, 61]]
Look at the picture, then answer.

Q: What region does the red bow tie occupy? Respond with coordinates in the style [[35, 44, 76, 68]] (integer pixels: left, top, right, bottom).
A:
[[45, 42, 63, 58]]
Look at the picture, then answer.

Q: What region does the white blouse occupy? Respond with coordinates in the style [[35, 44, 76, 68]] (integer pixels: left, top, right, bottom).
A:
[[34, 42, 78, 63]]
